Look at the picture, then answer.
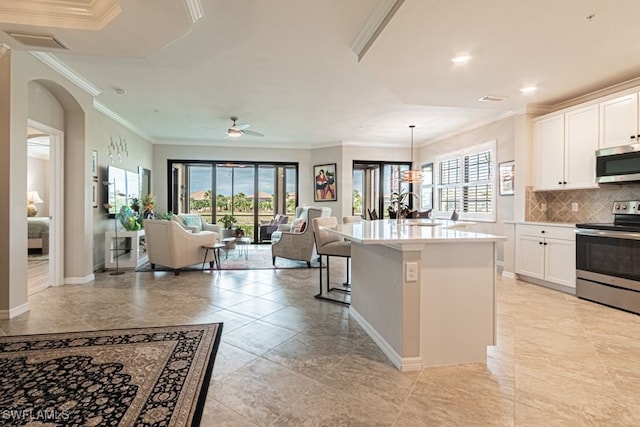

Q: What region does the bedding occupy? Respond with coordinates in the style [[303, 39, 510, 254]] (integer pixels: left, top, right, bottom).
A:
[[28, 217, 49, 254]]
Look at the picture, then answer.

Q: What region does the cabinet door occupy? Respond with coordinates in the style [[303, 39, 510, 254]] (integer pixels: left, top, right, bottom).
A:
[[533, 114, 565, 190], [599, 93, 638, 149], [516, 234, 545, 279], [565, 104, 599, 189], [544, 237, 576, 288]]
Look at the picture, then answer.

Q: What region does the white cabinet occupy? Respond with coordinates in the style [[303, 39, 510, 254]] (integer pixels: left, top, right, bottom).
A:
[[515, 224, 575, 290], [564, 104, 599, 189], [599, 93, 639, 149], [533, 106, 599, 191], [533, 114, 564, 190], [105, 229, 147, 269]]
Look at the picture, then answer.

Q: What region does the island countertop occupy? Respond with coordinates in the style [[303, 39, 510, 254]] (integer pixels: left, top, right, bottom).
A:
[[325, 219, 507, 244]]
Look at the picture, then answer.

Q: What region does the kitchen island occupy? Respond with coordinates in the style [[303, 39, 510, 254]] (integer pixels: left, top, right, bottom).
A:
[[325, 219, 506, 371]]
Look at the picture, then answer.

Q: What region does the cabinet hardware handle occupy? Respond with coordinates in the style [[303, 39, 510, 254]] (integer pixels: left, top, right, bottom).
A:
[[539, 242, 543, 245], [632, 135, 637, 139], [558, 181, 562, 185], [544, 242, 548, 245], [563, 181, 567, 184], [541, 230, 546, 233]]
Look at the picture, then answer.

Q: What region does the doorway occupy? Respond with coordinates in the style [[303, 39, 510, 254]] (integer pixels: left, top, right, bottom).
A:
[[27, 121, 64, 294], [352, 161, 412, 218]]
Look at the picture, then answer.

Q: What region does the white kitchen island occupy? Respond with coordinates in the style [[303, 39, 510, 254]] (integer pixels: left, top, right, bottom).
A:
[[325, 219, 506, 371]]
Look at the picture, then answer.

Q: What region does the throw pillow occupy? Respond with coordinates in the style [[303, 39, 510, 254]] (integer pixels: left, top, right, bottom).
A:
[[183, 215, 202, 231], [291, 218, 305, 233], [299, 222, 306, 233]]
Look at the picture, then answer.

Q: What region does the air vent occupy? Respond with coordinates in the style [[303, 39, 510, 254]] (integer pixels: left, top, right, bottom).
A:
[[478, 95, 507, 102], [6, 32, 68, 50]]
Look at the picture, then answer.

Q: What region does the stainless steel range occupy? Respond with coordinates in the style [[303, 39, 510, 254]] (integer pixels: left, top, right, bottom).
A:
[[575, 201, 640, 315]]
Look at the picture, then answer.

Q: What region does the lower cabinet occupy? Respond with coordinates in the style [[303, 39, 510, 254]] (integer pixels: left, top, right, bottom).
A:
[[515, 224, 576, 290]]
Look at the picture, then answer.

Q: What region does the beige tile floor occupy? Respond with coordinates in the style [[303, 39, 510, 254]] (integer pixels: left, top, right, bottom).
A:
[[3, 264, 640, 426]]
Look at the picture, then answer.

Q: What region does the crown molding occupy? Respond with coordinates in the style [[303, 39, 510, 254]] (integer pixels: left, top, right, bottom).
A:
[[93, 100, 154, 143], [423, 110, 516, 146], [0, 0, 121, 30], [351, 0, 404, 61], [30, 51, 101, 96]]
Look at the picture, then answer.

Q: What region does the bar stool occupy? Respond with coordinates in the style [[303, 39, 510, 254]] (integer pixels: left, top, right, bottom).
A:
[[312, 217, 351, 305]]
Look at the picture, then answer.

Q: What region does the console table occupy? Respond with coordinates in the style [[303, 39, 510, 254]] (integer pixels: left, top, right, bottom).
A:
[[105, 229, 147, 269]]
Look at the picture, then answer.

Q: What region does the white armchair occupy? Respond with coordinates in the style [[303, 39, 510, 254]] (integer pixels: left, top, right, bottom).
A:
[[144, 219, 218, 274], [271, 207, 331, 266], [172, 214, 221, 242]]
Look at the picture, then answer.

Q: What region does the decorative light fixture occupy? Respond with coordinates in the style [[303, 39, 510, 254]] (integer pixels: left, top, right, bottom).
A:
[[401, 125, 422, 184], [27, 191, 44, 217], [520, 85, 538, 94]]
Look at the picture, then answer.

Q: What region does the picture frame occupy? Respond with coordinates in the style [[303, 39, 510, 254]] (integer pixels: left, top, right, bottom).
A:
[[91, 150, 98, 178], [92, 179, 98, 208], [499, 161, 515, 196], [314, 163, 337, 202]]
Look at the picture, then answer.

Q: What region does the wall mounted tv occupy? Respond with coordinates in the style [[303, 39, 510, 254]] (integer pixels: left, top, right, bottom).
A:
[[105, 165, 139, 215]]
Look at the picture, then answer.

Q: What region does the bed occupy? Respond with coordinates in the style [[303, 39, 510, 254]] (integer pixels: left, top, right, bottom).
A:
[[28, 217, 49, 254]]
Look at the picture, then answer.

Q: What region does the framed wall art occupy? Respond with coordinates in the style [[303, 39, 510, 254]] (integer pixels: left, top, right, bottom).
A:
[[499, 161, 515, 196], [314, 163, 337, 202]]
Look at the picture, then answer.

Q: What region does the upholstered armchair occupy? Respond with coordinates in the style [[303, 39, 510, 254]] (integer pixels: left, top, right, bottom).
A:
[[172, 214, 221, 242], [258, 213, 288, 242], [144, 219, 218, 274], [271, 207, 331, 267]]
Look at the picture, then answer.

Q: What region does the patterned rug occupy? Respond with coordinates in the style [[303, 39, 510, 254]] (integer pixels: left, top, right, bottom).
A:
[[0, 323, 222, 426], [137, 245, 322, 272]]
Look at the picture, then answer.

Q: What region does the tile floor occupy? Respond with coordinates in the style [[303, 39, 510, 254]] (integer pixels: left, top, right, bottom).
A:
[[3, 265, 640, 426]]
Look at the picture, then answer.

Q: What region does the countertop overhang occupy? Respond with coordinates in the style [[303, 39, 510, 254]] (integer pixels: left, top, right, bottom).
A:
[[324, 219, 507, 244]]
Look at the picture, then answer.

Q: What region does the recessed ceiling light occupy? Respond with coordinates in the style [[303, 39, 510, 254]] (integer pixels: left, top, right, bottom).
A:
[[520, 85, 538, 94], [451, 54, 472, 64]]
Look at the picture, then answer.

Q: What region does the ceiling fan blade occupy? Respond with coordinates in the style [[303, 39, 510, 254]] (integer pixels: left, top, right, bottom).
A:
[[234, 123, 250, 131], [242, 129, 264, 137]]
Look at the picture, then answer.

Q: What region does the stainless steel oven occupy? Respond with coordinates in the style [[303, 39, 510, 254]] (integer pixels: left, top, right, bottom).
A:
[[576, 201, 640, 315]]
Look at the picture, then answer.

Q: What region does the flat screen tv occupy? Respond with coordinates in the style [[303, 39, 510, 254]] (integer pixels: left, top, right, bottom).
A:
[[105, 165, 138, 215]]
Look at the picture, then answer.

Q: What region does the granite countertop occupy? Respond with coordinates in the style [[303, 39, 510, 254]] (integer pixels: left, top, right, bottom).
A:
[[326, 219, 507, 244]]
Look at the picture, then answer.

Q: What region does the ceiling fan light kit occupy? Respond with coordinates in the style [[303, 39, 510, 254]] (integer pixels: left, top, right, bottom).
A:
[[225, 116, 264, 138]]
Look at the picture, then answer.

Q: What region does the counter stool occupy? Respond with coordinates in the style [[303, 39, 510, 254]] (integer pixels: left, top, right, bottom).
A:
[[312, 217, 351, 305]]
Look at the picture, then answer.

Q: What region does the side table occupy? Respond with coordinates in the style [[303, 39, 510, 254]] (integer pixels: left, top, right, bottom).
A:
[[201, 243, 225, 272]]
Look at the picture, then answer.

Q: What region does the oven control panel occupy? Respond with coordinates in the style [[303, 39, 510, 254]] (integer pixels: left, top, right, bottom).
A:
[[613, 201, 640, 215]]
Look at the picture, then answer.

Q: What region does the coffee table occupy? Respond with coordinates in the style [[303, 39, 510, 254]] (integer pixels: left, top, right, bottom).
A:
[[222, 236, 251, 259]]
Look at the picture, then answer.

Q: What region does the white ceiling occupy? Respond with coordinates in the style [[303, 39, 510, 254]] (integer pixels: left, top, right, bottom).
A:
[[3, 0, 640, 148]]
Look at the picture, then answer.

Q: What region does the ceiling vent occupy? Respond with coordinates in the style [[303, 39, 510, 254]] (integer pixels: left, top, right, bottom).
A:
[[478, 95, 507, 102], [5, 32, 68, 50]]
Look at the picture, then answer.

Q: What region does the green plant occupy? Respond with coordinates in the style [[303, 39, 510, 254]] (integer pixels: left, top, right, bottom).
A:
[[153, 211, 173, 220], [387, 191, 417, 217], [218, 214, 237, 229]]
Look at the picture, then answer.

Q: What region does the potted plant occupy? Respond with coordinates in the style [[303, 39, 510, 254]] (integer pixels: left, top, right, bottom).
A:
[[233, 225, 245, 238], [387, 191, 417, 220], [218, 214, 238, 230], [141, 193, 156, 219]]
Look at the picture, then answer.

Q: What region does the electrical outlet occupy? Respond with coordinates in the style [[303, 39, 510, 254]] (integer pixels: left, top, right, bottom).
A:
[[571, 202, 579, 212], [405, 262, 418, 282]]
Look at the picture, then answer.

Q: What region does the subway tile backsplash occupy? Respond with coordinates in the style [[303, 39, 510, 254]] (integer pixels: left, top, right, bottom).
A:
[[526, 184, 640, 223]]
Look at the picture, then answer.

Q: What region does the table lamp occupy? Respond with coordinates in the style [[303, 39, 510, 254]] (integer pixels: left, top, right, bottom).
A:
[[27, 191, 43, 217]]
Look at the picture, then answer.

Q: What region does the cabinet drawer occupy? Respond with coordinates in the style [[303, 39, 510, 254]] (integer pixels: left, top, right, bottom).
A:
[[516, 224, 576, 241]]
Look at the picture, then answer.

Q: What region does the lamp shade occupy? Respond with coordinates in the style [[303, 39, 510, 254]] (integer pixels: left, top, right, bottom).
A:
[[27, 191, 43, 204], [401, 125, 422, 184]]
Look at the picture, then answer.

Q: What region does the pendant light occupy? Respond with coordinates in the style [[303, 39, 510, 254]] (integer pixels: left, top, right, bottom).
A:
[[401, 125, 422, 184]]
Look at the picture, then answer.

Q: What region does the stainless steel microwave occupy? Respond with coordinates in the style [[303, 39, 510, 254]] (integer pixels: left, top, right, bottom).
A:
[[596, 144, 640, 183]]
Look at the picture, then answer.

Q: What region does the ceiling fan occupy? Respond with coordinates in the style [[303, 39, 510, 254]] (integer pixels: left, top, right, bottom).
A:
[[226, 116, 264, 138]]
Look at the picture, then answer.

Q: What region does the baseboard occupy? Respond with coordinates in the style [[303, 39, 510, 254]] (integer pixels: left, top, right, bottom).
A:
[[349, 307, 422, 372], [517, 274, 576, 295], [502, 271, 516, 279], [64, 274, 95, 285], [0, 302, 31, 319]]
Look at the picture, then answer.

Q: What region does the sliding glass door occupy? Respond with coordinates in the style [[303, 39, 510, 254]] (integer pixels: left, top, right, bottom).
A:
[[353, 161, 411, 218], [169, 161, 298, 242]]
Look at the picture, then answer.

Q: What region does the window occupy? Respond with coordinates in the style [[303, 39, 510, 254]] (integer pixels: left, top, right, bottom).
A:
[[420, 163, 433, 210], [434, 140, 496, 221]]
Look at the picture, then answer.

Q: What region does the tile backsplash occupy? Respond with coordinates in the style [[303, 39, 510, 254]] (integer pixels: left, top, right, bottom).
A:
[[526, 184, 640, 223]]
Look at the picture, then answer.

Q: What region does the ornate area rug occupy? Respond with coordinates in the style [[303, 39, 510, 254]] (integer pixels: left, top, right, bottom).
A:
[[137, 245, 322, 272], [0, 323, 222, 426]]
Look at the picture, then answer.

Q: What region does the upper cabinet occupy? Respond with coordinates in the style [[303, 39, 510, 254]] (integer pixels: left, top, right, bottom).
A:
[[599, 93, 639, 149], [533, 104, 599, 191]]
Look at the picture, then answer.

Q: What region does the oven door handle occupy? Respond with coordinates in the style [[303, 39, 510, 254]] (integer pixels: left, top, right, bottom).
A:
[[575, 228, 640, 240]]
